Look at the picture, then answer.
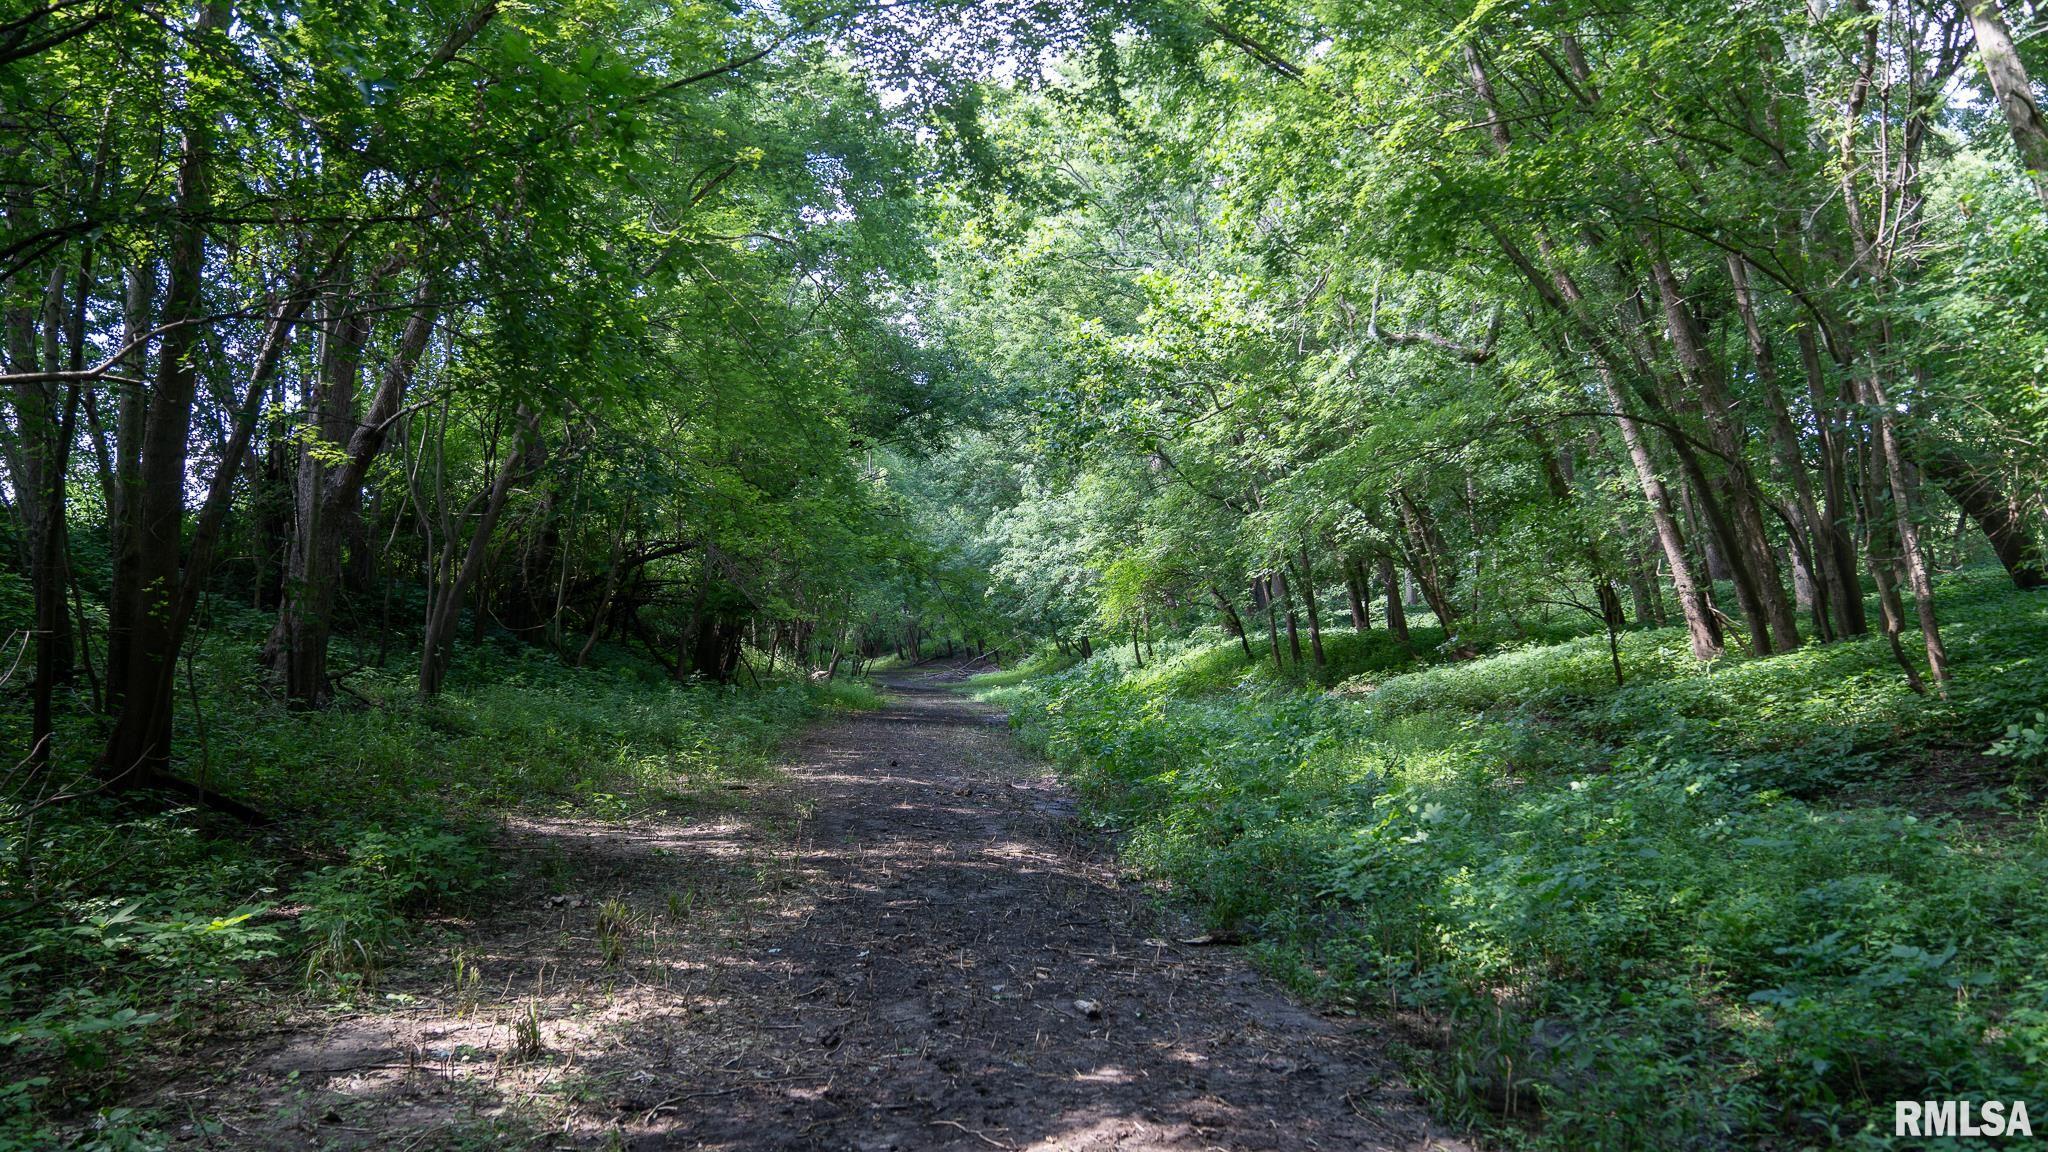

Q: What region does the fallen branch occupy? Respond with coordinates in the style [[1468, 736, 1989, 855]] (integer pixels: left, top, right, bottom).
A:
[[930, 1119, 1014, 1149]]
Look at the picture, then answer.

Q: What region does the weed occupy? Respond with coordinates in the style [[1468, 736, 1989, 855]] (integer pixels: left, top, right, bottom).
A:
[[452, 946, 484, 1016], [666, 888, 696, 920], [536, 843, 570, 892], [510, 1000, 544, 1062], [296, 825, 490, 998], [1989, 709, 2048, 782], [595, 899, 636, 967], [822, 679, 888, 711]]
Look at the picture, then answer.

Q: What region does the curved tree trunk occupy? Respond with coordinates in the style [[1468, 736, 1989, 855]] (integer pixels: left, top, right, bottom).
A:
[[1342, 555, 1371, 631], [1210, 586, 1254, 660], [1915, 442, 2045, 591], [272, 284, 437, 706], [1644, 240, 1800, 654], [1729, 255, 1851, 641], [1393, 489, 1461, 631], [1797, 327, 1870, 637], [1493, 232, 1723, 658], [1861, 371, 1951, 692]]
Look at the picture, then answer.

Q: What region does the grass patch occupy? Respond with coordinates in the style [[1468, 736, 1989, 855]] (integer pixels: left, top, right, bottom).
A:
[[965, 648, 1082, 694], [820, 677, 889, 711]]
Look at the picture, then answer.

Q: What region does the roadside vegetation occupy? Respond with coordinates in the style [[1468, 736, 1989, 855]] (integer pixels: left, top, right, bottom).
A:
[[979, 571, 2048, 1149], [0, 603, 875, 1149]]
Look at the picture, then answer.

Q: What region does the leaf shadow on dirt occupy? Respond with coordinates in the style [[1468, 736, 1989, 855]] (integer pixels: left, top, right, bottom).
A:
[[135, 666, 1466, 1152]]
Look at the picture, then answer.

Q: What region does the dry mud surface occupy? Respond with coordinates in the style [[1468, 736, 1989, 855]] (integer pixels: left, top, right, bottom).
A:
[[143, 666, 1467, 1151]]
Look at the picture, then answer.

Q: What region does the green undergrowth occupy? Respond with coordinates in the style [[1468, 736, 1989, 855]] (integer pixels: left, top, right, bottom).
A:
[[819, 678, 889, 711], [954, 648, 1081, 692], [0, 606, 879, 1148], [983, 569, 2048, 1150]]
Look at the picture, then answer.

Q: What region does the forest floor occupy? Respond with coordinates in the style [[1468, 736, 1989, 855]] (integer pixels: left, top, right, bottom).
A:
[[129, 661, 1466, 1152]]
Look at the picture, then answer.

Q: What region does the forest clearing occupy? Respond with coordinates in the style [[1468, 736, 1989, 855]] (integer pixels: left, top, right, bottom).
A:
[[5, 0, 2048, 1149]]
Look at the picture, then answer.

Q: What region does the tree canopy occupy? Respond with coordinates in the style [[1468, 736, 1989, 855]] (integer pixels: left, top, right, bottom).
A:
[[2, 0, 2044, 799]]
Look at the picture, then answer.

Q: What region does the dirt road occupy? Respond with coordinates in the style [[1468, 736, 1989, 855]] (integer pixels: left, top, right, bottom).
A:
[[151, 668, 1464, 1151]]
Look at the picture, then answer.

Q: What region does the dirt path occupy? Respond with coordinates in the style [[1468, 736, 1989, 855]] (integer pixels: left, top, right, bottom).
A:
[[147, 667, 1465, 1151]]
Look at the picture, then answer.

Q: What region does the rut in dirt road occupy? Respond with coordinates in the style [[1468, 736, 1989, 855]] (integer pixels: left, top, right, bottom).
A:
[[620, 667, 1467, 1151]]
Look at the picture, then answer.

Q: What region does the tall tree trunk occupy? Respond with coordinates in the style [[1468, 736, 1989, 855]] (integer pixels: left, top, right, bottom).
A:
[[100, 1, 230, 784], [1295, 546, 1325, 666], [266, 268, 411, 705], [269, 287, 369, 705], [2, 268, 70, 771], [1379, 555, 1410, 645], [2, 283, 76, 743], [1798, 327, 1869, 636], [1494, 233, 1724, 657], [1343, 555, 1370, 631], [1729, 255, 1849, 641], [1472, 51, 1730, 661], [32, 264, 76, 684], [28, 379, 81, 774], [1644, 240, 1800, 653], [1617, 411, 1722, 659], [102, 264, 154, 707], [1860, 371, 1951, 691], [1603, 255, 1763, 651], [1276, 566, 1303, 664], [1263, 575, 1284, 671], [1965, 0, 2048, 204], [1627, 546, 1660, 628], [1687, 481, 1733, 584], [1860, 447, 1926, 694], [576, 516, 634, 667], [1784, 531, 1819, 615], [254, 406, 293, 610], [1393, 489, 1462, 631], [31, 269, 77, 691]]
